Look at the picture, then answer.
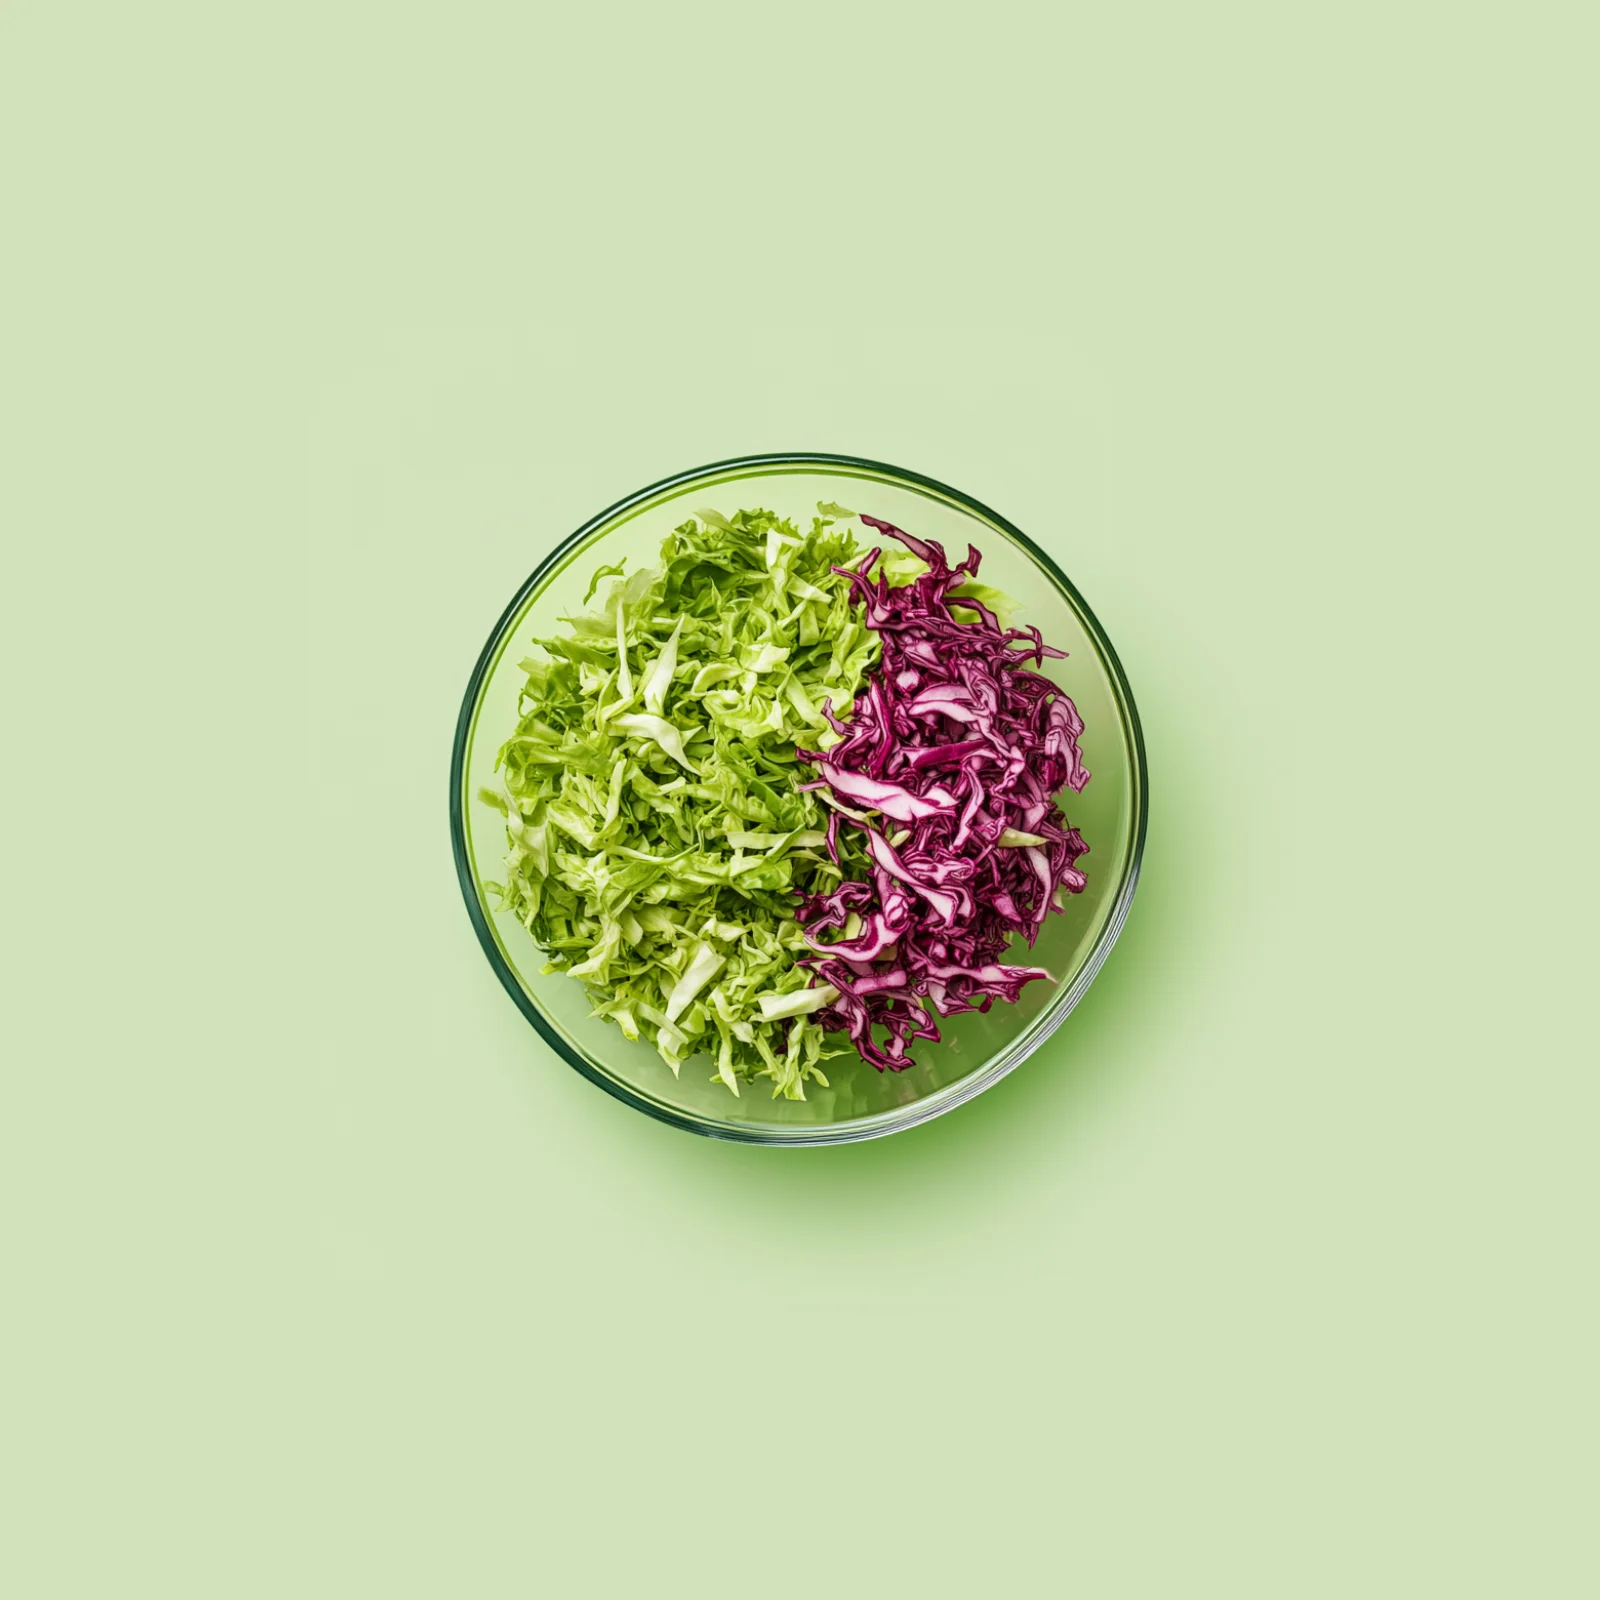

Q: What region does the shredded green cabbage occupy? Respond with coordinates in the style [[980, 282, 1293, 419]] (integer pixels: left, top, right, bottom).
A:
[[484, 507, 880, 1097]]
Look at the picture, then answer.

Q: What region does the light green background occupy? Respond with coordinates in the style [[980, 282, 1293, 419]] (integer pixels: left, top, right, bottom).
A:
[[4, 4, 1594, 1596]]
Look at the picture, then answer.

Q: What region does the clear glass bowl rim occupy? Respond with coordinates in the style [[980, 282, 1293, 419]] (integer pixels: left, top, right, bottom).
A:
[[449, 451, 1149, 1145]]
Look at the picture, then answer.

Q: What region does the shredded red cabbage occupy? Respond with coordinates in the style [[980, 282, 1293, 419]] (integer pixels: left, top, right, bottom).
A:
[[795, 515, 1092, 1072]]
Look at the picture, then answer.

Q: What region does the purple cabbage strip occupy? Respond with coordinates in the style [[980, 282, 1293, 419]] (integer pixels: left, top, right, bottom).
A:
[[794, 515, 1092, 1073]]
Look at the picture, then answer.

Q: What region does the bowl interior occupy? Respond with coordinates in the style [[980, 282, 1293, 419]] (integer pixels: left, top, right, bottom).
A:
[[455, 458, 1144, 1141]]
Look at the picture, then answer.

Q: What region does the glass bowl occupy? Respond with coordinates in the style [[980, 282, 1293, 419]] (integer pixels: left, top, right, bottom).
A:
[[450, 453, 1147, 1144]]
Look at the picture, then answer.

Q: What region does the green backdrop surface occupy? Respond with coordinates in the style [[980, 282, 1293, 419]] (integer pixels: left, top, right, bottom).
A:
[[3, 4, 1594, 1596]]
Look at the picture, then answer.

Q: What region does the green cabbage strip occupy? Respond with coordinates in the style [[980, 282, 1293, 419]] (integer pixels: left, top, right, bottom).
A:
[[482, 508, 880, 1098]]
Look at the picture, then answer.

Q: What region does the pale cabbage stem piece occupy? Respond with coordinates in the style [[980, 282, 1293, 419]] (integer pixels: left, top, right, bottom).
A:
[[640, 617, 683, 716], [755, 985, 840, 1022], [614, 600, 633, 700], [665, 942, 725, 1024]]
